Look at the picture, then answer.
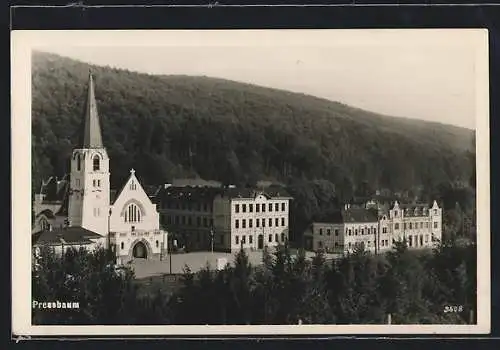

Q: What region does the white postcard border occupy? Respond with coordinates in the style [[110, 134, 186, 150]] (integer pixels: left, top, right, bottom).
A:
[[11, 29, 491, 336]]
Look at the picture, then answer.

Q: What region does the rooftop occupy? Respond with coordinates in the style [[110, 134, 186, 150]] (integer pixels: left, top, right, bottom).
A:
[[32, 226, 103, 246]]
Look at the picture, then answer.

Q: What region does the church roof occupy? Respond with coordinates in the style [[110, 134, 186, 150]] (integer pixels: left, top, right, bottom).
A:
[[79, 70, 104, 149], [32, 226, 103, 246]]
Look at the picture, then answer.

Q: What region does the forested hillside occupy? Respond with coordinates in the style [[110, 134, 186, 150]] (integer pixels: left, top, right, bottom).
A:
[[31, 51, 475, 199]]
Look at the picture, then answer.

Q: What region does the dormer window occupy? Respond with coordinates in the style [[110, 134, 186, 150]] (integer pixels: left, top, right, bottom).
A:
[[93, 155, 100, 171], [394, 210, 398, 217]]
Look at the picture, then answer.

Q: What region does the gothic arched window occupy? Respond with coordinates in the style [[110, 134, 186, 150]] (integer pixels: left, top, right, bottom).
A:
[[124, 203, 142, 223], [93, 155, 100, 171], [77, 154, 81, 171]]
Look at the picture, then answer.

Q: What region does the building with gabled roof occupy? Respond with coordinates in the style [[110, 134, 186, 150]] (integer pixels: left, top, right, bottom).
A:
[[304, 200, 442, 254], [32, 71, 167, 264]]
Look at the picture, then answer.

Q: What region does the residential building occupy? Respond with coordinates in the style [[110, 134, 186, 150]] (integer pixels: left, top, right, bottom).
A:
[[305, 200, 443, 254]]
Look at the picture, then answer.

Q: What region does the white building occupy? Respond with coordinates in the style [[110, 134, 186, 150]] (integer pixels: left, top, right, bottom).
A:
[[213, 189, 292, 252], [304, 200, 443, 254], [32, 71, 167, 264]]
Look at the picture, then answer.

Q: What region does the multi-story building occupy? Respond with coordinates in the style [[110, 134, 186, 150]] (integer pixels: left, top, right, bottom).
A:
[[213, 188, 292, 252], [304, 206, 379, 254], [155, 185, 292, 252], [305, 200, 443, 254], [155, 185, 219, 251]]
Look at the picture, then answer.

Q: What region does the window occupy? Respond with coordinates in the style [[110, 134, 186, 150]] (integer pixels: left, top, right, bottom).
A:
[[383, 227, 387, 234], [249, 204, 253, 212], [203, 218, 208, 227], [249, 219, 253, 228], [256, 204, 260, 212], [175, 216, 179, 224], [420, 235, 423, 246], [249, 235, 253, 244], [361, 229, 364, 235], [319, 228, 323, 236], [235, 236, 239, 245], [269, 234, 272, 242], [235, 219, 239, 229], [408, 236, 413, 247], [275, 218, 279, 227], [348, 229, 352, 236], [373, 228, 377, 234], [335, 229, 339, 236], [269, 218, 272, 227], [256, 219, 260, 228], [97, 179, 101, 187], [327, 229, 331, 236], [129, 181, 137, 191], [121, 242, 124, 250], [131, 225, 135, 231], [242, 204, 247, 213], [394, 210, 398, 217], [242, 219, 246, 228], [76, 179, 80, 187], [242, 235, 246, 244], [426, 222, 429, 228], [76, 154, 81, 171], [262, 205, 266, 213], [269, 203, 273, 212], [420, 222, 424, 229], [348, 242, 352, 249], [275, 203, 279, 211], [434, 209, 438, 215], [93, 179, 96, 187], [425, 234, 429, 243], [124, 203, 141, 223], [355, 229, 358, 236], [156, 240, 159, 248], [281, 232, 285, 242], [434, 222, 438, 229], [404, 223, 407, 230], [281, 217, 285, 226], [281, 203, 285, 211], [93, 155, 100, 171], [262, 219, 266, 227], [334, 242, 339, 248], [275, 234, 279, 242], [409, 223, 412, 229], [395, 223, 399, 230], [235, 204, 240, 213]]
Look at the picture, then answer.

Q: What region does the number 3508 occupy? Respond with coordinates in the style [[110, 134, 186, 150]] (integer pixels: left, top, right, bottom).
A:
[[444, 305, 464, 313]]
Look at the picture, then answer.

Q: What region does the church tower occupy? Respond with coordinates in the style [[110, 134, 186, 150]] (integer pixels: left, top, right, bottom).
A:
[[68, 71, 110, 240]]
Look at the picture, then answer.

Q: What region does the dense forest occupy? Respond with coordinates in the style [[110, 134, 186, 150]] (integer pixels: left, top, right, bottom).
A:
[[32, 241, 476, 325], [32, 51, 475, 194]]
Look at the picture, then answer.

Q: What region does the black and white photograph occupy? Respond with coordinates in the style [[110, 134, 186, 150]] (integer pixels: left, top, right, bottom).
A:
[[11, 29, 490, 335]]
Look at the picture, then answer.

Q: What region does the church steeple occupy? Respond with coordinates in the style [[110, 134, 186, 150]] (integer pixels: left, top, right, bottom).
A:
[[80, 69, 104, 148]]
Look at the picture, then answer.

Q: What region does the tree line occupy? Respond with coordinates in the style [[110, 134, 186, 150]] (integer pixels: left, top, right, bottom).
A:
[[32, 237, 476, 325]]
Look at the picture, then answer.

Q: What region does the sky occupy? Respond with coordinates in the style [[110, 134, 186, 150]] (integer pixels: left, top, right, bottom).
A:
[[35, 29, 487, 129]]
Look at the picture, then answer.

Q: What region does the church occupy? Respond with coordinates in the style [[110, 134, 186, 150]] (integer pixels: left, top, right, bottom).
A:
[[32, 71, 167, 265]]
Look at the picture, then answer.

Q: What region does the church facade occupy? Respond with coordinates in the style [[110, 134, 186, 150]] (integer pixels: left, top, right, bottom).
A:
[[32, 71, 167, 264]]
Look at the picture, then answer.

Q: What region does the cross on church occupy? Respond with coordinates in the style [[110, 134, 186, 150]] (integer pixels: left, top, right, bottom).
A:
[[130, 168, 135, 175]]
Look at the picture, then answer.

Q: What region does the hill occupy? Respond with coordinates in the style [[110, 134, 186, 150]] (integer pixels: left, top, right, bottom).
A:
[[31, 51, 475, 198]]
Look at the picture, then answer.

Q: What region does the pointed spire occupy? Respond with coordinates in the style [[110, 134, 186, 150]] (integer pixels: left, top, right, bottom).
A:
[[80, 69, 104, 148]]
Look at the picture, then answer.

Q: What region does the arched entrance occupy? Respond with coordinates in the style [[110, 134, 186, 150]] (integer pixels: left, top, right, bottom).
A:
[[258, 234, 264, 249], [132, 241, 148, 259]]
